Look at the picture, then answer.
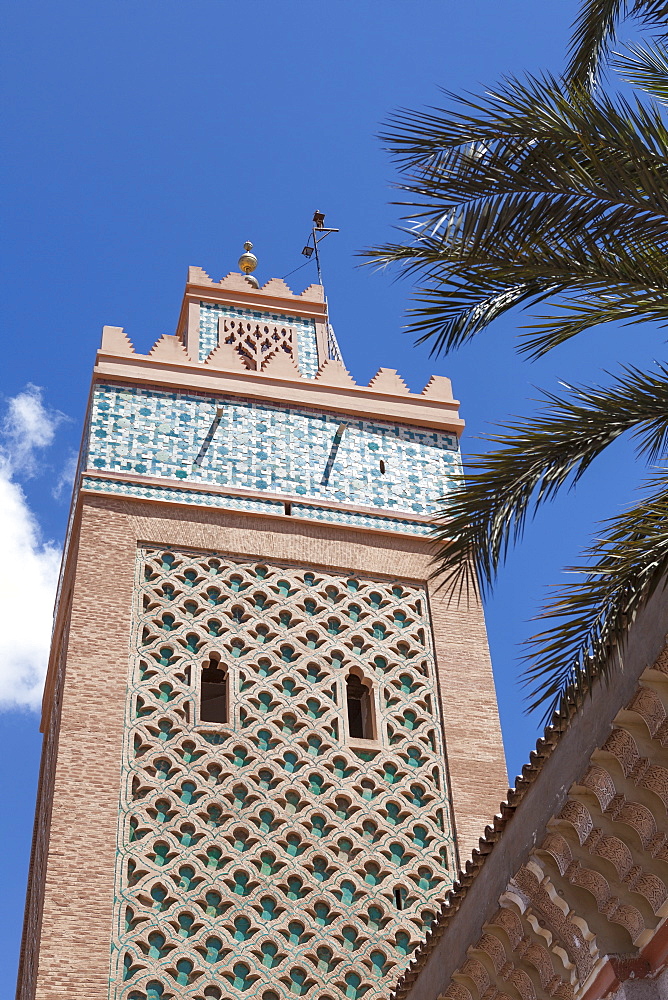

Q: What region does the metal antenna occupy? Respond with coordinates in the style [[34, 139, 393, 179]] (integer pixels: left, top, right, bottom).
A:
[[300, 211, 343, 363], [302, 210, 339, 286]]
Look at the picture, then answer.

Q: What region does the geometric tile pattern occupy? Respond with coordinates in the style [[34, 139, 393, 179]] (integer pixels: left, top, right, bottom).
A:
[[87, 384, 460, 518], [110, 548, 456, 1000], [199, 303, 320, 377], [289, 501, 433, 536], [80, 476, 436, 537], [326, 325, 343, 364]]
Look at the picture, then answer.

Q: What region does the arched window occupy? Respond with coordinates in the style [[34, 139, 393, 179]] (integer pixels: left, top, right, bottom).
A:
[[200, 652, 228, 724], [346, 672, 374, 740]]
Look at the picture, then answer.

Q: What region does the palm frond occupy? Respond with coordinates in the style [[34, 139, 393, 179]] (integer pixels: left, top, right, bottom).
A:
[[367, 72, 668, 359], [431, 364, 668, 598], [616, 41, 668, 101], [412, 282, 540, 359], [567, 0, 668, 88], [567, 0, 627, 87], [523, 476, 668, 720]]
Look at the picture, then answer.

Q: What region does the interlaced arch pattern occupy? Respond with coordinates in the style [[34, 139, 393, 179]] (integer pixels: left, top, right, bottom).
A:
[[110, 547, 456, 1000]]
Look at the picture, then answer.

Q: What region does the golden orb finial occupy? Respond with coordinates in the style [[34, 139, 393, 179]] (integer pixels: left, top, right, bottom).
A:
[[238, 241, 258, 274]]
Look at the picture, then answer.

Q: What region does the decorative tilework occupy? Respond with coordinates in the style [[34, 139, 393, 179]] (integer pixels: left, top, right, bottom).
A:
[[292, 502, 432, 536], [199, 303, 320, 378], [80, 476, 434, 536], [199, 302, 223, 362], [86, 384, 460, 521], [109, 549, 455, 1000], [295, 318, 319, 378], [81, 476, 285, 517], [327, 323, 343, 363]]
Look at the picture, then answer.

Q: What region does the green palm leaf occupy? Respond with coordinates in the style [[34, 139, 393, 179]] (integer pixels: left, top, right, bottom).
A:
[[616, 41, 668, 101], [432, 364, 668, 599], [523, 479, 668, 721], [567, 0, 668, 87], [370, 13, 668, 716], [368, 72, 668, 359], [431, 365, 668, 714]]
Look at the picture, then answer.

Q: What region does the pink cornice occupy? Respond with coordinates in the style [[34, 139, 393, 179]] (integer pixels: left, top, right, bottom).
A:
[[79, 478, 436, 544], [93, 353, 464, 433]]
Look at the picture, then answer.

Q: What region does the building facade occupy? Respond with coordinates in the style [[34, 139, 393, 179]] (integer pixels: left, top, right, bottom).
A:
[[392, 590, 668, 1000], [16, 261, 507, 1000]]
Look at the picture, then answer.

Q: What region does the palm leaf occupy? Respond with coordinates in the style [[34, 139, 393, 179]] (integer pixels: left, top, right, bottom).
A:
[[523, 477, 668, 720], [367, 72, 668, 359], [567, 0, 668, 87], [431, 364, 668, 598], [616, 41, 668, 101], [369, 16, 668, 719]]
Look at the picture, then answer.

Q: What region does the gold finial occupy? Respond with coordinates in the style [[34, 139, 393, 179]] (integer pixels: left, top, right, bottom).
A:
[[238, 241, 258, 274]]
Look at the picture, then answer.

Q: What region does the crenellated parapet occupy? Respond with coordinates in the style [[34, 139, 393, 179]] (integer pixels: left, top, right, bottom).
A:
[[185, 265, 326, 301], [95, 327, 460, 430]]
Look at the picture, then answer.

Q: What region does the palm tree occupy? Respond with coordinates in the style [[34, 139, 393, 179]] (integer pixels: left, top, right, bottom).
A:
[[368, 10, 668, 719]]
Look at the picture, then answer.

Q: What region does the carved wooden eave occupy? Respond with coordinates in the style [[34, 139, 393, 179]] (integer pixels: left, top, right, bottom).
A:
[[394, 587, 668, 1000]]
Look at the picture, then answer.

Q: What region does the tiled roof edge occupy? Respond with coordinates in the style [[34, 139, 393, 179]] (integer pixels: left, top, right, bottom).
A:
[[391, 699, 579, 999]]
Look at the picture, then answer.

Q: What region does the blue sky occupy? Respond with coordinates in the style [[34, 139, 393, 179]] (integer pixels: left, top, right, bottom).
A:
[[2, 0, 660, 985]]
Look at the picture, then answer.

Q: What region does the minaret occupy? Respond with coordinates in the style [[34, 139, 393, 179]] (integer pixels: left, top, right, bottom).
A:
[[16, 245, 507, 1000]]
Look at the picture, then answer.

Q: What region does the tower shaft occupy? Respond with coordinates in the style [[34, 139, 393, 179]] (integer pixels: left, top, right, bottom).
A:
[[17, 265, 507, 1000]]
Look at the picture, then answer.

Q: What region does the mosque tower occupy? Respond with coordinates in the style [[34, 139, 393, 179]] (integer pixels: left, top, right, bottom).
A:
[[16, 238, 507, 1000]]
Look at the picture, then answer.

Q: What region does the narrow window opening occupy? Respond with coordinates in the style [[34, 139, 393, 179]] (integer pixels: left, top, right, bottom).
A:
[[346, 673, 374, 740], [200, 651, 228, 724], [284, 501, 292, 516], [379, 460, 386, 475], [393, 887, 405, 910]]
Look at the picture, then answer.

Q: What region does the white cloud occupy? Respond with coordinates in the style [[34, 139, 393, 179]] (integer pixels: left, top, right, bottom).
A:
[[52, 449, 78, 500], [3, 383, 66, 476], [0, 386, 65, 710], [0, 471, 60, 708]]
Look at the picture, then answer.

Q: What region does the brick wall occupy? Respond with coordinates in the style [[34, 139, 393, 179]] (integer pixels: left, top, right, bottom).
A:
[[19, 494, 507, 999]]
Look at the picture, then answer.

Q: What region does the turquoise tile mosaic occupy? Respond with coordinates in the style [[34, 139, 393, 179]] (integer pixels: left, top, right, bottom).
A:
[[80, 476, 434, 535], [87, 383, 460, 521], [326, 322, 343, 362], [292, 500, 433, 535], [199, 302, 320, 376]]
